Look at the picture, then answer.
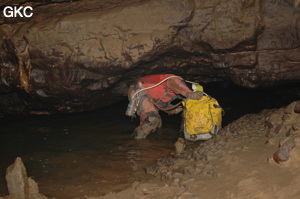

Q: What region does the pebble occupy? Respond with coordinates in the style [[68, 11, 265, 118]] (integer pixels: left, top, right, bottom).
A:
[[164, 171, 174, 183], [209, 170, 218, 178], [265, 135, 279, 145], [282, 114, 291, 121], [173, 177, 184, 188], [274, 125, 283, 134], [177, 191, 194, 199], [202, 164, 215, 175], [293, 124, 300, 131], [206, 153, 223, 161], [144, 101, 300, 184], [294, 101, 300, 113]]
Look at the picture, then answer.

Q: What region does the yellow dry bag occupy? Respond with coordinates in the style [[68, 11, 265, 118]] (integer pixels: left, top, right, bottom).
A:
[[182, 95, 223, 135]]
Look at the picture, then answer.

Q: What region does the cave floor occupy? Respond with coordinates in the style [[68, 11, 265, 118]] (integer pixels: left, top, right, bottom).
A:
[[98, 104, 300, 199], [0, 85, 299, 199], [0, 103, 180, 199]]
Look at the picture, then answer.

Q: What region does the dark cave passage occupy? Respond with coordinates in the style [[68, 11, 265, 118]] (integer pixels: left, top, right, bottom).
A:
[[0, 83, 299, 199], [0, 0, 299, 198], [202, 82, 300, 126]]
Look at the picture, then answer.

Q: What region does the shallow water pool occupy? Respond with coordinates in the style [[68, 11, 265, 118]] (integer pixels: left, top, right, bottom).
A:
[[1, 83, 298, 198], [0, 102, 180, 199]]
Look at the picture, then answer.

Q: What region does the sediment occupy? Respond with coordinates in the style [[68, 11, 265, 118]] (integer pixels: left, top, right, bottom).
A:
[[97, 100, 300, 199]]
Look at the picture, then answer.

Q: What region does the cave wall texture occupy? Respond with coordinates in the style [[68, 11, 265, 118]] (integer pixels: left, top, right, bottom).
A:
[[0, 0, 300, 116]]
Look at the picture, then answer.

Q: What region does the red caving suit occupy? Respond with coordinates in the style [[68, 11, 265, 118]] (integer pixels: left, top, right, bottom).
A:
[[128, 74, 192, 139]]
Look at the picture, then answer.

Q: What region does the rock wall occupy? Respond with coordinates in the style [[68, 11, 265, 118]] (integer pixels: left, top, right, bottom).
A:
[[0, 0, 299, 115]]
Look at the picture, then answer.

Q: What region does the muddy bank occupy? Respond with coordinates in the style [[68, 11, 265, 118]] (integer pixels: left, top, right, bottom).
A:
[[96, 100, 300, 199], [1, 100, 300, 199]]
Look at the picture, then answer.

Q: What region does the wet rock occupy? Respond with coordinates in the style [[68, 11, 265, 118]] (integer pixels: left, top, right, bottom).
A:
[[285, 128, 293, 137], [0, 0, 300, 115], [293, 124, 300, 131], [177, 191, 194, 199], [294, 135, 300, 144], [27, 178, 41, 197], [5, 157, 48, 199], [215, 139, 228, 147], [261, 101, 300, 164], [273, 137, 296, 163], [165, 171, 174, 182], [173, 165, 185, 175], [175, 138, 186, 154], [274, 125, 285, 134], [294, 101, 300, 113], [205, 153, 223, 161], [160, 169, 174, 183], [172, 176, 184, 188], [282, 114, 292, 121], [201, 163, 214, 172], [265, 136, 280, 145], [265, 117, 274, 129], [182, 165, 195, 175], [185, 153, 193, 160], [145, 164, 159, 176], [284, 104, 295, 114], [6, 157, 29, 199]]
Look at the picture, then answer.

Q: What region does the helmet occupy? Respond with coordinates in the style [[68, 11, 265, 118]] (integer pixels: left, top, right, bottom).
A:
[[192, 83, 203, 92]]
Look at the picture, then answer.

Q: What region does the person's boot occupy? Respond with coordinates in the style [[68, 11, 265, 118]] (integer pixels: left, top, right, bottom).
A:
[[131, 112, 162, 140], [131, 126, 146, 140]]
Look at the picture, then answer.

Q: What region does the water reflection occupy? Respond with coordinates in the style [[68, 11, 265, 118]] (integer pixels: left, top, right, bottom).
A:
[[0, 83, 298, 198], [0, 103, 178, 199]]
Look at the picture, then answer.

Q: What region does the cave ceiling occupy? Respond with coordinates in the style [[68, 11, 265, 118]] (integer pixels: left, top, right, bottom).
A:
[[0, 0, 299, 115]]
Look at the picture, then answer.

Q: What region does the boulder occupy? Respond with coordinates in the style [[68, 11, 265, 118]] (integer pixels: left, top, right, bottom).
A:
[[6, 157, 29, 199], [5, 157, 48, 199]]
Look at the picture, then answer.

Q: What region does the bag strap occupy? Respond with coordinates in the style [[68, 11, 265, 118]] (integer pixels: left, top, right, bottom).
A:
[[149, 97, 182, 111]]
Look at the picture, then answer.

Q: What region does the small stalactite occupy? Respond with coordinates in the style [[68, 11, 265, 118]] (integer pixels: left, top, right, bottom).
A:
[[13, 36, 32, 93]]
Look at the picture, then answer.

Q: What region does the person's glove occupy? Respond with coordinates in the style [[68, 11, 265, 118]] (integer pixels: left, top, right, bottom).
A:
[[165, 106, 183, 115]]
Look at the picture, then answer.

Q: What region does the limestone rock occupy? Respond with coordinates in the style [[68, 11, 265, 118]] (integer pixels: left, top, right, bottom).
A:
[[5, 157, 48, 199], [267, 101, 300, 163], [174, 138, 186, 154], [294, 101, 300, 113], [6, 157, 29, 199], [0, 0, 299, 115], [273, 137, 296, 163]]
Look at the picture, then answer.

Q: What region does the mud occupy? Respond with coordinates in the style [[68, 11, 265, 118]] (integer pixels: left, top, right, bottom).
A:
[[97, 100, 300, 199], [0, 89, 300, 199]]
